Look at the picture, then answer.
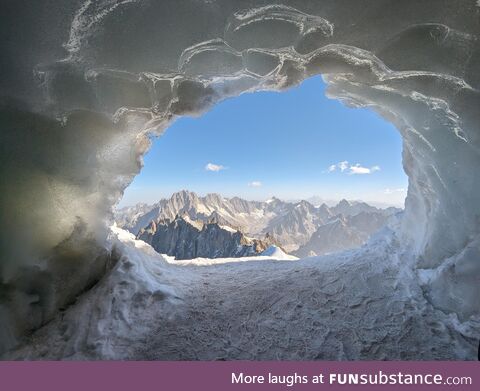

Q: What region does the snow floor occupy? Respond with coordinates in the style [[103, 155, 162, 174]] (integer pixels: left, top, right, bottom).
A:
[[4, 227, 477, 360]]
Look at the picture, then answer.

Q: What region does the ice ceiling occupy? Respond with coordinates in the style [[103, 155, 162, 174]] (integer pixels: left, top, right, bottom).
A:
[[0, 0, 479, 356]]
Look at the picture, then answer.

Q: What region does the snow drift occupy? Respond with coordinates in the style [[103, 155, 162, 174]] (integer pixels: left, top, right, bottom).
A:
[[1, 0, 479, 357], [4, 227, 475, 360]]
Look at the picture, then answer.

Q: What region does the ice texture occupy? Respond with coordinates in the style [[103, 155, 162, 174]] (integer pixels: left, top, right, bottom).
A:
[[1, 0, 479, 357]]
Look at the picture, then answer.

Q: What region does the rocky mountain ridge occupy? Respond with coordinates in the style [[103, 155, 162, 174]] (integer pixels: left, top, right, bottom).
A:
[[137, 214, 280, 260], [116, 190, 401, 258]]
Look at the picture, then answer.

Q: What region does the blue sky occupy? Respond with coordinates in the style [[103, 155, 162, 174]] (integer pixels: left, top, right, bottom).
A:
[[120, 76, 407, 207]]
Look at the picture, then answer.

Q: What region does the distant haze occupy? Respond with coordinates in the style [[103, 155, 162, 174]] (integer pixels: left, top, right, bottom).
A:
[[119, 189, 405, 209]]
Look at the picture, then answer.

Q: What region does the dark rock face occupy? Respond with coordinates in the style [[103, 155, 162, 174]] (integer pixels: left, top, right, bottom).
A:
[[138, 216, 276, 260]]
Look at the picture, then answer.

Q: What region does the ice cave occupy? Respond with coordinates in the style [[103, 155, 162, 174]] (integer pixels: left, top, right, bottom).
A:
[[0, 0, 479, 359]]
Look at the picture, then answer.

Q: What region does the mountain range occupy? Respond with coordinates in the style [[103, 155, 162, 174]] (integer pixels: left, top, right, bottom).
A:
[[115, 190, 401, 259], [137, 215, 280, 260]]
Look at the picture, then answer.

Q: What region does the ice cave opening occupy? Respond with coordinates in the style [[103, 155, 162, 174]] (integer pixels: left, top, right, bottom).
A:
[[1, 0, 479, 359], [116, 75, 408, 260]]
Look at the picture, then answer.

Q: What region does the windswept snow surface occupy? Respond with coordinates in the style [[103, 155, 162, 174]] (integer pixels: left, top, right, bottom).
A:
[[159, 238, 298, 265], [4, 227, 477, 360], [260, 245, 298, 260]]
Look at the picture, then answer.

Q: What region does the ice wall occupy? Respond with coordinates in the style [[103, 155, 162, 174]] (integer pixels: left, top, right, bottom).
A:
[[1, 0, 479, 353]]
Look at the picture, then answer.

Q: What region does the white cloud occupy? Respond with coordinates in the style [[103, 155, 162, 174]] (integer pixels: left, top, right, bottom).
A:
[[348, 165, 371, 175], [326, 161, 381, 175], [348, 163, 380, 175], [205, 162, 226, 172], [326, 161, 349, 173], [248, 181, 262, 187], [338, 161, 349, 172]]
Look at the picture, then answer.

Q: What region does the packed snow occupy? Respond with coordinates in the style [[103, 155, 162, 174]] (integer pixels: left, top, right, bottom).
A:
[[259, 245, 298, 260], [4, 226, 476, 360]]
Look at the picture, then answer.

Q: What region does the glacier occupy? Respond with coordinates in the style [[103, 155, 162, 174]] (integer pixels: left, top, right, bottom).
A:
[[0, 0, 479, 358]]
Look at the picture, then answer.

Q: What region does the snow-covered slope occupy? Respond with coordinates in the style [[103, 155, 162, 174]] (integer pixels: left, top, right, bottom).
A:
[[3, 226, 475, 360], [259, 245, 298, 260], [164, 245, 298, 266]]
